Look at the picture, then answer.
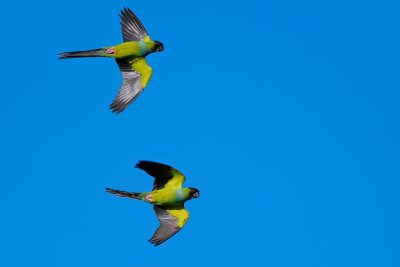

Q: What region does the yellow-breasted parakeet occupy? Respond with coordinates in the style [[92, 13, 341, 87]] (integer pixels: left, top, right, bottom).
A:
[[106, 161, 200, 246], [58, 8, 163, 114]]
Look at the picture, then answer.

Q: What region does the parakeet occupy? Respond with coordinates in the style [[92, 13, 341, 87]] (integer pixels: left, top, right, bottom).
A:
[[106, 161, 200, 246], [58, 8, 164, 114]]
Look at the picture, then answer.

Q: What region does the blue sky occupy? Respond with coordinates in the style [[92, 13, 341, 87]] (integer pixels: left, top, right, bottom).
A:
[[1, 0, 399, 266]]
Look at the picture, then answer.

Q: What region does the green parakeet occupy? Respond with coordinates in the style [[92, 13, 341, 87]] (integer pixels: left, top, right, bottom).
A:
[[58, 8, 163, 114], [106, 161, 200, 246]]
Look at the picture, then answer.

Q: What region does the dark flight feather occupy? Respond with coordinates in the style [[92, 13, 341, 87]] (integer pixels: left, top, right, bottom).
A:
[[120, 7, 148, 42]]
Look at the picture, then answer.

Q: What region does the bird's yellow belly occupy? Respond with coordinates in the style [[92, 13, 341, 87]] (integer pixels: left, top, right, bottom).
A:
[[151, 189, 181, 205], [113, 42, 143, 58]]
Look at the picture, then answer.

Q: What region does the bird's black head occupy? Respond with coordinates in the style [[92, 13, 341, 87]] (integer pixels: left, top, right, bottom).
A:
[[153, 41, 164, 52], [189, 188, 200, 199]]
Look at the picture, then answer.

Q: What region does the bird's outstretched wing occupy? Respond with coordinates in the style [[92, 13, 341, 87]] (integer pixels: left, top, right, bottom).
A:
[[150, 205, 190, 246], [110, 58, 152, 114], [136, 161, 186, 190], [120, 7, 150, 42]]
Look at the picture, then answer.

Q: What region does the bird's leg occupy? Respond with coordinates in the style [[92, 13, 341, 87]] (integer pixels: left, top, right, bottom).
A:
[[106, 47, 115, 54], [145, 194, 153, 202]]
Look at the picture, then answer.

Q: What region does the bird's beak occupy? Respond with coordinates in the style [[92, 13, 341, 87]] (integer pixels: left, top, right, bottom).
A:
[[193, 192, 200, 198], [156, 44, 164, 52], [154, 41, 164, 52]]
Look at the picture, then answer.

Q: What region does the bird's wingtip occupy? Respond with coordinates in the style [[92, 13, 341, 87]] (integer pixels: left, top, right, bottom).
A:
[[134, 161, 142, 168], [108, 104, 123, 115], [148, 239, 161, 247]]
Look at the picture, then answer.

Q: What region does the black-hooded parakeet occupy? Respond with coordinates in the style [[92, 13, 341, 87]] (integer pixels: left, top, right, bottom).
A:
[[58, 8, 163, 114], [106, 161, 200, 246]]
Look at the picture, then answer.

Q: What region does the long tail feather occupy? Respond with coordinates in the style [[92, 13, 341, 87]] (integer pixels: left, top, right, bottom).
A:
[[105, 188, 141, 200], [58, 48, 105, 59]]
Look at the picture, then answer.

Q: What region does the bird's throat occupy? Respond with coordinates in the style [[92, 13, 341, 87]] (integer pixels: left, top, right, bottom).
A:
[[176, 189, 185, 202]]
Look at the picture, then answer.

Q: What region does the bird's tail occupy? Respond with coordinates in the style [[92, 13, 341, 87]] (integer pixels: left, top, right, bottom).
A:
[[105, 188, 142, 200], [58, 48, 107, 59]]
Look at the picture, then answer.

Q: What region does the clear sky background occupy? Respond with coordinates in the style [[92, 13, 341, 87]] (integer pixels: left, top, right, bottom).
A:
[[1, 0, 399, 266]]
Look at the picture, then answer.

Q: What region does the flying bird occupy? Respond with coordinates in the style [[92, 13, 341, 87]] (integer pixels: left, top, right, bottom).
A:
[[106, 161, 200, 246], [58, 8, 164, 114]]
